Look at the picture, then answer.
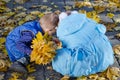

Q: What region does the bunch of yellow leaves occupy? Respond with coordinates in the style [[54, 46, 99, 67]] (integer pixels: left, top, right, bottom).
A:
[[30, 32, 61, 65]]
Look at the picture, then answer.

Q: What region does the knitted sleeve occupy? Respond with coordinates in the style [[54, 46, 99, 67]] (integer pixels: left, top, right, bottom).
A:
[[16, 30, 34, 55]]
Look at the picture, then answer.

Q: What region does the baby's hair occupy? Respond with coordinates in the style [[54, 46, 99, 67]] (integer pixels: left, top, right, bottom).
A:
[[40, 13, 59, 30]]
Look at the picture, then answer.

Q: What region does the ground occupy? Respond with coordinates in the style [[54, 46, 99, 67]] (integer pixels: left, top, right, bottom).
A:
[[0, 0, 120, 80]]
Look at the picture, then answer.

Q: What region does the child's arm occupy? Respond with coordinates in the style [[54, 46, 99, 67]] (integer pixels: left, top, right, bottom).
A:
[[16, 31, 34, 55]]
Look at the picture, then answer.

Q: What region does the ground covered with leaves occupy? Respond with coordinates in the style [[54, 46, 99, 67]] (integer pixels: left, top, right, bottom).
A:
[[0, 0, 120, 80]]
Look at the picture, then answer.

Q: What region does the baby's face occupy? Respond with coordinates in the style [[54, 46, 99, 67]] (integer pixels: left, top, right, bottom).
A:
[[44, 26, 57, 35]]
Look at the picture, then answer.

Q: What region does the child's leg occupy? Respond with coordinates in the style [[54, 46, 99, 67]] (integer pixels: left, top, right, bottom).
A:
[[6, 45, 29, 73]]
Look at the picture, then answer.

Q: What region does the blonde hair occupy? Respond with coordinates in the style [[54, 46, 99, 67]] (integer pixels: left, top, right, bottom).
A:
[[40, 13, 59, 32]]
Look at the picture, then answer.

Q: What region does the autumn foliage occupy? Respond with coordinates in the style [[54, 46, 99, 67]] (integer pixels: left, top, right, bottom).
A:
[[30, 32, 60, 65]]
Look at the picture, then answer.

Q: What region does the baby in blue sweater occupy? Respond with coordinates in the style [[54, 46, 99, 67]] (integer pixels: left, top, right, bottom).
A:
[[52, 11, 114, 77], [6, 13, 59, 73]]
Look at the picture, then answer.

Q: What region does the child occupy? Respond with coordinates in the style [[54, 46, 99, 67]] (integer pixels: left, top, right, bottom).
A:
[[52, 11, 114, 77], [5, 13, 59, 73]]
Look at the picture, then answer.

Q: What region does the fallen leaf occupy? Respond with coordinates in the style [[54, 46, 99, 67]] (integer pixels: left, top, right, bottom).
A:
[[9, 72, 22, 80], [102, 22, 116, 31], [0, 74, 4, 80], [3, 0, 10, 3], [26, 64, 36, 73], [93, 5, 106, 13], [0, 37, 6, 44], [27, 76, 35, 80], [0, 59, 8, 71], [47, 66, 53, 70], [76, 76, 87, 80], [113, 44, 120, 55], [88, 74, 98, 80], [64, 6, 72, 10], [15, 0, 28, 4], [97, 77, 106, 80], [107, 13, 114, 19], [24, 14, 36, 22], [86, 11, 101, 23], [113, 14, 120, 23], [30, 11, 41, 15], [40, 5, 48, 10], [106, 67, 120, 80], [38, 13, 44, 18], [60, 75, 69, 80], [114, 26, 120, 31], [14, 12, 27, 18], [74, 1, 84, 8]]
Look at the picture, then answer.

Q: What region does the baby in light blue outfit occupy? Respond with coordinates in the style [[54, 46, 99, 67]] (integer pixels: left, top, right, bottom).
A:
[[52, 11, 114, 77]]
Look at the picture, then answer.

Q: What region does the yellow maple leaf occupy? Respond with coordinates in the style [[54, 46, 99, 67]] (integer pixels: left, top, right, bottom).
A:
[[9, 72, 22, 80], [86, 11, 101, 23], [107, 13, 114, 19], [74, 1, 83, 8], [38, 13, 44, 18], [0, 37, 6, 44], [26, 64, 36, 73], [93, 5, 106, 13]]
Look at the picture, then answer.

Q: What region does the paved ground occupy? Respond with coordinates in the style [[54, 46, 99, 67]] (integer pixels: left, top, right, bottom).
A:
[[0, 0, 120, 80]]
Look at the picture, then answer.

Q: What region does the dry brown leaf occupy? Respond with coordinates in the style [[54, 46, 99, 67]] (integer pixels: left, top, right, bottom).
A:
[[0, 59, 8, 71], [113, 44, 120, 55], [0, 53, 8, 59], [102, 22, 116, 31], [115, 33, 120, 40], [60, 75, 69, 80], [88, 74, 98, 80], [106, 67, 120, 80]]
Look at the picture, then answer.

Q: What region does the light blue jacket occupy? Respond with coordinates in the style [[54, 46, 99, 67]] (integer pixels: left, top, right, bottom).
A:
[[52, 13, 114, 77]]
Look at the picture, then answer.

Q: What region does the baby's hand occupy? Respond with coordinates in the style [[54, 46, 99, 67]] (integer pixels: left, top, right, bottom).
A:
[[52, 37, 60, 44], [52, 37, 62, 49]]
